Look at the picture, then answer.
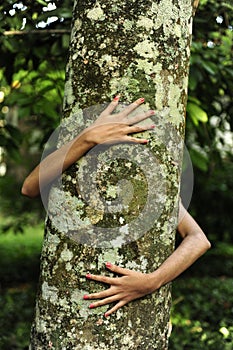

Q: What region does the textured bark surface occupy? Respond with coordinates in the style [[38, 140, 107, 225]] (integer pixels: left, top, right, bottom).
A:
[[30, 1, 195, 349]]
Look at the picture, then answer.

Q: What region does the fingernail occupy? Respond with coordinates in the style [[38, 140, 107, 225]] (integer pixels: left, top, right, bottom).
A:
[[149, 110, 155, 115], [83, 295, 89, 300], [139, 97, 145, 103], [150, 125, 155, 129], [89, 304, 95, 309], [142, 140, 149, 144], [104, 312, 109, 318], [106, 262, 112, 268], [86, 273, 92, 279], [113, 95, 120, 101]]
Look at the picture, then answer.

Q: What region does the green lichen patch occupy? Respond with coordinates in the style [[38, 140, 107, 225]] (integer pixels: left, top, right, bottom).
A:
[[31, 0, 193, 348]]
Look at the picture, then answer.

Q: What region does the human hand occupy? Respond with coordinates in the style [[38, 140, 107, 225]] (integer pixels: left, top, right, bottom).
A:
[[83, 262, 156, 317], [82, 96, 156, 146]]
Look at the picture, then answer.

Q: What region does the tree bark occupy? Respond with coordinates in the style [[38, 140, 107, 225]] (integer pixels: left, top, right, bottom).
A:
[[30, 0, 195, 349]]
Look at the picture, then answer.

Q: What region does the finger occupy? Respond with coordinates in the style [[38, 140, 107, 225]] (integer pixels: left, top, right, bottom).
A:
[[104, 300, 127, 317], [124, 136, 149, 144], [127, 109, 156, 125], [104, 135, 149, 145], [99, 95, 120, 117], [105, 262, 132, 276], [84, 288, 114, 300], [89, 294, 123, 309], [127, 124, 155, 134], [120, 97, 145, 118], [86, 273, 116, 285]]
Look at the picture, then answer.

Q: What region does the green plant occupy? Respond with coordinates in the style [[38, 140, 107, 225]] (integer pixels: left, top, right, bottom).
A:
[[170, 277, 233, 349]]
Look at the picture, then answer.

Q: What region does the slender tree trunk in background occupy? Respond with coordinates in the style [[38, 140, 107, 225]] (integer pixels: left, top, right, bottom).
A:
[[30, 1, 196, 349]]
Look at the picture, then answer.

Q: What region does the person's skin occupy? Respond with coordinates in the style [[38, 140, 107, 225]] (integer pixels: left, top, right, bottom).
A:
[[22, 96, 211, 318], [84, 203, 211, 317], [22, 96, 154, 198]]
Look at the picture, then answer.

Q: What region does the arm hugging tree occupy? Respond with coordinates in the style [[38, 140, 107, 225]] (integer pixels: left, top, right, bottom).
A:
[[28, 1, 209, 349]]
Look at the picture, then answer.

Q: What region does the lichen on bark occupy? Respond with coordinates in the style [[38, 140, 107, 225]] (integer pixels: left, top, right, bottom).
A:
[[30, 1, 195, 349]]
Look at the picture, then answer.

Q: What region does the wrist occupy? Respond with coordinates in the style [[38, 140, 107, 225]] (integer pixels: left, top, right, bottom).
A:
[[78, 128, 96, 149], [64, 130, 95, 166], [147, 271, 163, 292], [79, 127, 98, 148]]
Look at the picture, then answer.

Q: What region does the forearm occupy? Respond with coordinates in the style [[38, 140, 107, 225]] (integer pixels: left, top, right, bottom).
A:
[[83, 202, 210, 317], [21, 98, 153, 198], [21, 133, 94, 198], [83, 231, 210, 317], [149, 231, 211, 290]]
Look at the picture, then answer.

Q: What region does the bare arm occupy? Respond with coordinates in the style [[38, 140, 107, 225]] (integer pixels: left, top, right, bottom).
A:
[[84, 203, 211, 317], [148, 202, 211, 288], [21, 97, 155, 198], [21, 134, 93, 198]]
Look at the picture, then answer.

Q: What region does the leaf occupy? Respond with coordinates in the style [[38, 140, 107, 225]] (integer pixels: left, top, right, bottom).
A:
[[62, 34, 71, 49], [0, 134, 7, 147], [7, 146, 22, 163], [188, 74, 198, 91], [18, 106, 31, 119], [202, 61, 217, 75], [36, 0, 48, 6], [186, 102, 208, 125], [189, 66, 204, 86], [58, 9, 73, 19], [189, 149, 208, 172], [188, 96, 201, 105], [38, 84, 56, 95], [5, 125, 22, 144]]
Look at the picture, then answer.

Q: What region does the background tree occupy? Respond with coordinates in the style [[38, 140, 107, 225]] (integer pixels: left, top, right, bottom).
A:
[[29, 0, 195, 349]]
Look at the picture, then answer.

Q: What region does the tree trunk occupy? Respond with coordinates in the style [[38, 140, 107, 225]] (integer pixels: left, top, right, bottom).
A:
[[30, 0, 195, 349]]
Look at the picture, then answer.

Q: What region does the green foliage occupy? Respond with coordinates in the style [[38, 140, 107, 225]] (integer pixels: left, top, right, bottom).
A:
[[0, 225, 43, 285], [191, 159, 233, 244], [186, 97, 208, 126], [0, 226, 43, 350], [186, 0, 233, 172], [0, 0, 72, 150], [0, 1, 72, 230], [0, 1, 72, 82], [170, 277, 233, 349], [0, 175, 45, 233], [0, 285, 37, 350]]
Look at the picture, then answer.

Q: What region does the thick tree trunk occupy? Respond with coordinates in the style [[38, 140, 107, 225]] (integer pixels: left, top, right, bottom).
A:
[[30, 1, 195, 349]]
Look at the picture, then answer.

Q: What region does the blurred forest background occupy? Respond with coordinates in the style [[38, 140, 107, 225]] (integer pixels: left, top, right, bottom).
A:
[[0, 0, 232, 349]]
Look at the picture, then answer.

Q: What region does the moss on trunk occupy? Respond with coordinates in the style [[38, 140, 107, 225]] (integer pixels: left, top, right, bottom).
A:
[[30, 0, 195, 349]]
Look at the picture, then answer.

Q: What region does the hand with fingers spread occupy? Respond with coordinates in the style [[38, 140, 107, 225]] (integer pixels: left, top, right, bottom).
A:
[[83, 262, 156, 318], [83, 203, 211, 317], [83, 96, 155, 146], [21, 96, 155, 197]]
